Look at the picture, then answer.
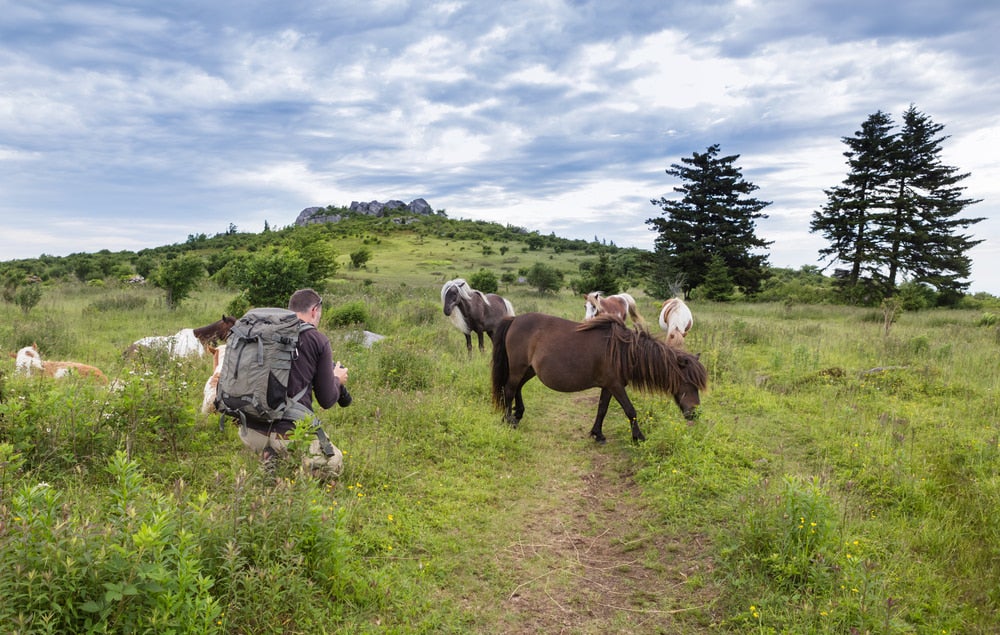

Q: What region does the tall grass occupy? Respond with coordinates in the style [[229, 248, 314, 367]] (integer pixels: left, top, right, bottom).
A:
[[2, 269, 999, 632]]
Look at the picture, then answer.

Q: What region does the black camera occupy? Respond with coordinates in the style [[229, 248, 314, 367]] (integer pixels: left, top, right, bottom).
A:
[[337, 386, 352, 407]]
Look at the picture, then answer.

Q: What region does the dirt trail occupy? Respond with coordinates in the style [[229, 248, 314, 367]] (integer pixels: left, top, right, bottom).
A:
[[487, 394, 721, 634]]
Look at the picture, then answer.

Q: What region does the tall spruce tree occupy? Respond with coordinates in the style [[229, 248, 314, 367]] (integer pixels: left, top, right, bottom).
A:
[[812, 106, 983, 303], [647, 144, 772, 296], [884, 105, 983, 300], [810, 111, 896, 289]]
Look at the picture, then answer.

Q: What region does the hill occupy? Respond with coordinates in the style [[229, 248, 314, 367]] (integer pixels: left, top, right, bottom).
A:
[[1, 214, 1000, 633]]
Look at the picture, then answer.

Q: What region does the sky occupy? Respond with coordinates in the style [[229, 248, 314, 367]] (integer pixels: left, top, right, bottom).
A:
[[2, 1, 999, 294]]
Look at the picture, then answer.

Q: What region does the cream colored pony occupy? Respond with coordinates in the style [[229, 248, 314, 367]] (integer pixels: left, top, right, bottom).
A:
[[658, 297, 693, 348], [12, 344, 109, 383], [201, 344, 227, 414]]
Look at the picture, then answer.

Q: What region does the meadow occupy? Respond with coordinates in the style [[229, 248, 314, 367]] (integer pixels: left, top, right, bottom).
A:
[[1, 229, 999, 633]]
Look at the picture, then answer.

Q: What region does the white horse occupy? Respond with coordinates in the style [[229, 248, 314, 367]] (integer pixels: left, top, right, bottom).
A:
[[128, 328, 204, 358], [583, 291, 643, 324], [658, 297, 693, 348]]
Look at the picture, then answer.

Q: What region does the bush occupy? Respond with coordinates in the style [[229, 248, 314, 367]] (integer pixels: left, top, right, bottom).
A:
[[468, 269, 499, 294], [13, 283, 42, 314], [325, 300, 368, 328]]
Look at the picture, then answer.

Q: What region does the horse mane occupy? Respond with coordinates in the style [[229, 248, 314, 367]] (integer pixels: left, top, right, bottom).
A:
[[589, 318, 707, 394], [443, 278, 475, 302], [576, 313, 626, 331]]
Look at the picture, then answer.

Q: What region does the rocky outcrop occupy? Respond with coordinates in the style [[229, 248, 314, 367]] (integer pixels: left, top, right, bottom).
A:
[[295, 198, 434, 226]]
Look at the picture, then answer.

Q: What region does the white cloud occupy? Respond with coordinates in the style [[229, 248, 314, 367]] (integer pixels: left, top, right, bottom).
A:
[[1, 1, 998, 294]]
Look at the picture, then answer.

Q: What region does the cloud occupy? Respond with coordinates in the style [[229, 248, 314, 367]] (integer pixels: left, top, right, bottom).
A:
[[1, 0, 998, 294]]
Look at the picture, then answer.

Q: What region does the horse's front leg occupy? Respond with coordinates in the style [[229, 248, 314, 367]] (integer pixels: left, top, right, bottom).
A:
[[589, 388, 614, 443], [464, 333, 473, 356], [476, 331, 486, 353], [610, 387, 644, 442]]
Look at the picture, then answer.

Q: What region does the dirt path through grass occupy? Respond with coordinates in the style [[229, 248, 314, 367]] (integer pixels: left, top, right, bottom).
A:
[[479, 393, 721, 634]]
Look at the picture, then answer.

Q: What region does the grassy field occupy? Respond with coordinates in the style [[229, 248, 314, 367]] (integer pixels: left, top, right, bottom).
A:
[[2, 228, 999, 633]]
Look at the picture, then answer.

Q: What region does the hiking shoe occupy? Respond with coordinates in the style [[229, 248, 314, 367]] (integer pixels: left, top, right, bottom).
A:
[[260, 447, 279, 474]]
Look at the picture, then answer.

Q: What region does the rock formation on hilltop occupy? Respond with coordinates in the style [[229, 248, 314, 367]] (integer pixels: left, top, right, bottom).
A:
[[295, 198, 434, 226]]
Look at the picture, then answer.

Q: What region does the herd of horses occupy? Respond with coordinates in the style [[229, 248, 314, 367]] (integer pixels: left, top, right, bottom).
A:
[[441, 278, 705, 442], [8, 281, 705, 445], [10, 315, 236, 388]]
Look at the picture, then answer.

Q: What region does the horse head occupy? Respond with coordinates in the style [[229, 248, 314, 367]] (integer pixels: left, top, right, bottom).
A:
[[442, 279, 470, 316], [14, 344, 44, 373], [671, 351, 706, 421], [584, 291, 603, 320]]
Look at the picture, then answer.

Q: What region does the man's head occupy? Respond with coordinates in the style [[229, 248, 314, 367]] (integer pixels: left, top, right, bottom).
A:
[[289, 288, 323, 325]]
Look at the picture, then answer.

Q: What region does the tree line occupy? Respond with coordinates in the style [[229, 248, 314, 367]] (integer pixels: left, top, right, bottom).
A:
[[646, 104, 983, 306], [0, 108, 989, 311]]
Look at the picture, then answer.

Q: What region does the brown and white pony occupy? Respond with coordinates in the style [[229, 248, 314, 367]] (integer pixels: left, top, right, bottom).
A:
[[658, 297, 693, 348], [12, 344, 109, 384], [125, 315, 235, 359], [441, 278, 516, 354], [583, 291, 643, 325], [201, 344, 227, 414]]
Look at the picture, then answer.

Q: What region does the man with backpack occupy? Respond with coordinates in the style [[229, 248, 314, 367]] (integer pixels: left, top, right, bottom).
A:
[[218, 288, 351, 479]]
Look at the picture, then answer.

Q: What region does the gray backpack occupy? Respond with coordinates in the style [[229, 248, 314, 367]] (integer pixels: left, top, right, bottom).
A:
[[215, 307, 337, 456]]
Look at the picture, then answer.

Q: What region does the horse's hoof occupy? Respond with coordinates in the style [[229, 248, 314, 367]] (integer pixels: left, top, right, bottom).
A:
[[590, 433, 606, 444]]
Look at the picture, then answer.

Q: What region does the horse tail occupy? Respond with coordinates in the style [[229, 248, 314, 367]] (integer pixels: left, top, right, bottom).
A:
[[624, 295, 645, 325], [502, 297, 515, 317], [490, 316, 514, 410]]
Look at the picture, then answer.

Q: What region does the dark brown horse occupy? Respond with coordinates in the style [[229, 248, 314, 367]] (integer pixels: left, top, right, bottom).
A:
[[491, 312, 707, 442], [441, 278, 515, 354], [193, 315, 236, 349]]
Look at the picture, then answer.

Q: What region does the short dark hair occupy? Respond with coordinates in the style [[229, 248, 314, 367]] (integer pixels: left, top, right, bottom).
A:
[[289, 288, 322, 313]]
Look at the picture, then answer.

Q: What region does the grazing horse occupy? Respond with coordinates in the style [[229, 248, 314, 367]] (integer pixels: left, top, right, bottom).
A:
[[491, 313, 707, 443], [441, 278, 515, 354], [193, 315, 236, 349], [12, 344, 109, 384], [584, 291, 643, 325], [126, 315, 235, 359], [658, 297, 693, 348], [201, 344, 227, 414]]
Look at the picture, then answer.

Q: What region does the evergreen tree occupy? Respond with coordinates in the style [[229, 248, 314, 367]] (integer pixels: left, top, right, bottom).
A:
[[884, 106, 983, 300], [812, 106, 983, 303], [700, 254, 734, 301], [810, 111, 896, 289], [647, 144, 772, 296]]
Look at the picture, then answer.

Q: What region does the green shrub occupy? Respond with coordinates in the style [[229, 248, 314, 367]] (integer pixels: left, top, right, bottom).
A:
[[468, 269, 499, 294], [325, 300, 369, 328]]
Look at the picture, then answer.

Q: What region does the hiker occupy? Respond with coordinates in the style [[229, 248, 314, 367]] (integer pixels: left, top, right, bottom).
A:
[[234, 288, 351, 478]]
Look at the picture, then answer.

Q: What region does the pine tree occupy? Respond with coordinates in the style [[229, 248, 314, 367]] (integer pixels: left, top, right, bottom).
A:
[[810, 111, 896, 289], [700, 254, 734, 301], [883, 106, 983, 300], [812, 106, 983, 303], [647, 144, 772, 296]]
